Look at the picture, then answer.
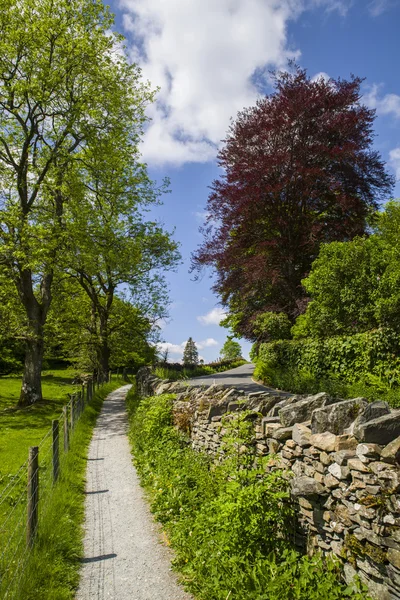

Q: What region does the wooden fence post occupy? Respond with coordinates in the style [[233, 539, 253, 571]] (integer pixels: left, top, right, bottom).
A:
[[63, 405, 69, 452], [70, 397, 75, 430], [27, 446, 39, 547], [52, 420, 59, 483]]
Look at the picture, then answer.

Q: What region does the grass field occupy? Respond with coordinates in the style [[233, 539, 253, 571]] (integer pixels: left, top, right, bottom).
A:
[[0, 369, 80, 486]]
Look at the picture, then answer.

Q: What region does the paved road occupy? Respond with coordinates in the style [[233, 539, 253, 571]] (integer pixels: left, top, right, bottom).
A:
[[186, 363, 291, 396], [76, 385, 192, 600]]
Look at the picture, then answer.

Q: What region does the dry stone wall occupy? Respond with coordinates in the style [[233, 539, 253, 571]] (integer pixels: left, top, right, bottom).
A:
[[136, 368, 400, 600]]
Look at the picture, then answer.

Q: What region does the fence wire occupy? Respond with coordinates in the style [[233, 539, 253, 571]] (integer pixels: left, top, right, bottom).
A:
[[0, 379, 100, 600]]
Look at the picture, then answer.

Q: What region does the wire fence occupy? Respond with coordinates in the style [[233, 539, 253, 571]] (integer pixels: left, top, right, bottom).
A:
[[0, 377, 103, 599]]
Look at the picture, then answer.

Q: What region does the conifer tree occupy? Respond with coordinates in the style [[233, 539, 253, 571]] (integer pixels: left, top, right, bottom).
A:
[[182, 337, 199, 366]]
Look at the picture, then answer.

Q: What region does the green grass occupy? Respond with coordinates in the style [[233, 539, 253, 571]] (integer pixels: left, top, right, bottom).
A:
[[0, 369, 80, 486], [1, 380, 124, 600]]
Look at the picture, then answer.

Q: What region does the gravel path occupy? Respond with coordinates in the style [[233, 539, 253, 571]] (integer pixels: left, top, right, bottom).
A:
[[76, 385, 193, 600]]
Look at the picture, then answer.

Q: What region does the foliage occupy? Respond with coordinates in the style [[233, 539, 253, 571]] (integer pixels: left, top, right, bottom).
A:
[[0, 0, 171, 404], [127, 389, 368, 600], [44, 281, 158, 373], [182, 337, 199, 366], [254, 329, 400, 406], [192, 65, 393, 340], [61, 128, 180, 379], [253, 312, 292, 342], [220, 336, 242, 360]]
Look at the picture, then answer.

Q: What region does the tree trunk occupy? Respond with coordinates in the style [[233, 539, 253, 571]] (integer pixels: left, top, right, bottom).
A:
[[20, 335, 44, 406], [97, 314, 111, 383], [17, 269, 52, 407]]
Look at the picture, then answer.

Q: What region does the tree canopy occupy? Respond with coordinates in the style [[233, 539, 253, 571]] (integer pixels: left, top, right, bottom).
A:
[[192, 66, 394, 341], [292, 201, 400, 339], [0, 0, 179, 403], [220, 337, 242, 361]]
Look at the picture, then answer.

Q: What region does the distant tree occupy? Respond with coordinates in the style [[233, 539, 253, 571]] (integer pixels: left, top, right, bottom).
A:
[[192, 65, 394, 340], [183, 337, 199, 366], [220, 337, 242, 360]]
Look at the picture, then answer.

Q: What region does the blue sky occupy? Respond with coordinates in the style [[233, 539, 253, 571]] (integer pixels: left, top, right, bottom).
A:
[[109, 0, 400, 362]]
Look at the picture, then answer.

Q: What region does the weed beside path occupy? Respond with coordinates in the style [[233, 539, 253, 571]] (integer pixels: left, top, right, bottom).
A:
[[127, 388, 370, 600]]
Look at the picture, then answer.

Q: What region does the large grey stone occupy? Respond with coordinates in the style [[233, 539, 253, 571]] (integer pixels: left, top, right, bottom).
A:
[[272, 426, 293, 441], [251, 396, 282, 416], [382, 436, 400, 464], [311, 398, 368, 435], [267, 396, 300, 417], [207, 402, 229, 420], [354, 411, 400, 445], [279, 392, 333, 427], [351, 401, 391, 436], [291, 476, 327, 497]]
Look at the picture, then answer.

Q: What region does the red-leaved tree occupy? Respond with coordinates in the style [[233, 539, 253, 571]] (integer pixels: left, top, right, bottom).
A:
[[192, 66, 394, 340]]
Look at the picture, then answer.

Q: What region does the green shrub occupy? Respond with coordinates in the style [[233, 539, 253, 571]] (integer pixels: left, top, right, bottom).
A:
[[254, 328, 400, 406], [127, 389, 369, 600]]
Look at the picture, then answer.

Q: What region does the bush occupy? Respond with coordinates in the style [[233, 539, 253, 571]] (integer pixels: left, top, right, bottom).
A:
[[254, 328, 400, 406], [127, 389, 369, 600]]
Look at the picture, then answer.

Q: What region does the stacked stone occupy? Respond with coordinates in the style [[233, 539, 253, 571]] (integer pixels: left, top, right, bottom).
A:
[[136, 368, 400, 599]]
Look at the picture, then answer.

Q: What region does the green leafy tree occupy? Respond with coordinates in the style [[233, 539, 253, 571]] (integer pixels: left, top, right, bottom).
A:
[[61, 135, 180, 380], [253, 312, 292, 342], [0, 0, 158, 404], [45, 280, 157, 374], [292, 201, 400, 338], [220, 337, 242, 360], [183, 337, 199, 366]]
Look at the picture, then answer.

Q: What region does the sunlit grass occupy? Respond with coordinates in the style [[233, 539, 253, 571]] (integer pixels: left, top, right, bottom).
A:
[[0, 369, 80, 485]]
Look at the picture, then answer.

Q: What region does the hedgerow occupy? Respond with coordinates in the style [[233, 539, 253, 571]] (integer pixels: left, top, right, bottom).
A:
[[253, 328, 400, 406]]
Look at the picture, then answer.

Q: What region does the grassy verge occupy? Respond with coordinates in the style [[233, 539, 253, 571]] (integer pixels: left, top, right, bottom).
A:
[[127, 387, 369, 600], [6, 381, 123, 600]]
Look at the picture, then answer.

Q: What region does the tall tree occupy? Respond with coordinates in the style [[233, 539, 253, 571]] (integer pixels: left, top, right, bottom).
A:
[[45, 281, 157, 373], [220, 337, 242, 360], [183, 337, 199, 366], [61, 133, 180, 381], [0, 0, 155, 404], [192, 66, 394, 340]]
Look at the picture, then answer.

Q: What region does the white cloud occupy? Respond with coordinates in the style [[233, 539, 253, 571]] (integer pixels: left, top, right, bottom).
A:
[[157, 337, 219, 356], [193, 210, 210, 223], [157, 341, 186, 356], [311, 71, 330, 82], [389, 147, 400, 180], [368, 0, 396, 16], [197, 338, 219, 349], [364, 84, 400, 118], [197, 307, 227, 326], [120, 0, 349, 166]]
